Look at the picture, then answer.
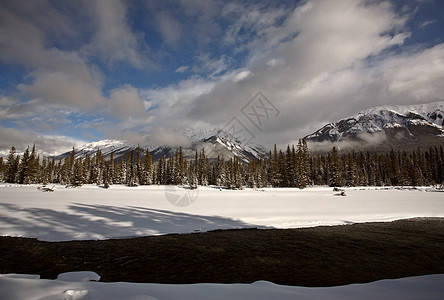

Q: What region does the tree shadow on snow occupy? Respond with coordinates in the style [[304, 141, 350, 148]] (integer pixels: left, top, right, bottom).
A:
[[0, 203, 264, 241]]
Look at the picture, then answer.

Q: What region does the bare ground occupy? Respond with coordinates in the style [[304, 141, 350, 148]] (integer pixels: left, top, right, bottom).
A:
[[1, 218, 444, 287]]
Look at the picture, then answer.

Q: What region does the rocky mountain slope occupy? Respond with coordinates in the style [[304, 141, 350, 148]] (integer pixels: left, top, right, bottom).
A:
[[55, 129, 266, 162], [304, 101, 444, 152]]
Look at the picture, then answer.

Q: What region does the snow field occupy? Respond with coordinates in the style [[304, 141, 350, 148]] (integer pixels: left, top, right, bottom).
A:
[[1, 272, 444, 300], [0, 184, 443, 241]]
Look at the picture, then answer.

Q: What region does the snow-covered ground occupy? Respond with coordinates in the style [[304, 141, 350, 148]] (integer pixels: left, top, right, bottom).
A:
[[0, 184, 443, 241], [1, 272, 444, 300], [1, 184, 444, 299]]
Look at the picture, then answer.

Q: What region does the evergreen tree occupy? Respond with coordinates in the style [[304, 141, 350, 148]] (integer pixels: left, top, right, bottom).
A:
[[216, 156, 226, 187], [296, 139, 310, 188], [5, 146, 19, 183], [0, 157, 5, 182], [17, 147, 31, 184], [141, 149, 153, 185], [23, 145, 39, 183], [72, 158, 85, 186], [388, 149, 400, 185], [329, 147, 342, 187], [344, 153, 356, 187], [286, 145, 295, 187]]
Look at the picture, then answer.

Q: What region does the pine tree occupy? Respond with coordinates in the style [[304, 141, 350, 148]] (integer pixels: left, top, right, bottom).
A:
[[141, 149, 153, 185], [329, 147, 342, 187], [0, 157, 5, 182], [103, 160, 111, 188], [6, 146, 19, 183], [72, 158, 85, 186], [270, 145, 281, 187], [108, 152, 114, 185], [17, 147, 31, 184], [177, 147, 186, 185], [247, 160, 257, 188], [216, 156, 226, 187], [258, 157, 267, 188], [301, 140, 311, 186], [233, 157, 243, 189], [26, 145, 39, 184], [126, 151, 138, 186], [295, 139, 310, 188], [437, 146, 443, 184], [344, 153, 356, 187], [388, 149, 400, 185], [134, 150, 141, 186], [285, 145, 295, 187]]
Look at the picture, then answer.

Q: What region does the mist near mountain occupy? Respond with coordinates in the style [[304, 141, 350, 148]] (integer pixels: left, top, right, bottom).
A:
[[304, 101, 444, 152]]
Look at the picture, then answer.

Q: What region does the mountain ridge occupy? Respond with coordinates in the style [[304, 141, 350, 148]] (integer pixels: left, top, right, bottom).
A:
[[55, 129, 267, 162], [304, 101, 444, 152]]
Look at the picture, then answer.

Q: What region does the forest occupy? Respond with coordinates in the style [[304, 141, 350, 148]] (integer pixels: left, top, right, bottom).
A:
[[1, 140, 443, 189]]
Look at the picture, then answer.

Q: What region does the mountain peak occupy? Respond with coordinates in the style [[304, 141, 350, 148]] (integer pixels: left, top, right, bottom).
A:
[[56, 128, 266, 162], [305, 101, 444, 152]]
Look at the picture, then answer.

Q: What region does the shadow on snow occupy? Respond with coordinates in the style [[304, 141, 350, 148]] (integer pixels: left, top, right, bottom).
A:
[[0, 203, 263, 241]]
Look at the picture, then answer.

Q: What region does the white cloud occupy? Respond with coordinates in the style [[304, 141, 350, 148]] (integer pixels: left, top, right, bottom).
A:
[[175, 66, 189, 73], [419, 19, 436, 29], [108, 85, 147, 119], [233, 70, 251, 82], [147, 128, 192, 148], [156, 12, 182, 46], [86, 0, 149, 69], [0, 125, 87, 157], [17, 70, 104, 111], [141, 76, 217, 129], [384, 44, 444, 103], [1, 0, 443, 153], [145, 0, 443, 147]]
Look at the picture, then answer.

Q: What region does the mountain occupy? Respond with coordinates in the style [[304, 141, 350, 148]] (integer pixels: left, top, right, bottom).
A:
[[304, 101, 444, 152], [55, 129, 266, 162]]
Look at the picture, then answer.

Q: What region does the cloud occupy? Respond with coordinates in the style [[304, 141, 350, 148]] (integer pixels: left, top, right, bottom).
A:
[[133, 0, 443, 152], [17, 70, 104, 111], [383, 44, 444, 103], [0, 125, 87, 157], [1, 0, 443, 155], [419, 19, 436, 29], [192, 53, 232, 77], [141, 76, 218, 128], [156, 12, 182, 46], [175, 0, 433, 145], [108, 85, 147, 119], [175, 66, 189, 73], [306, 132, 388, 153], [0, 1, 152, 154], [147, 128, 192, 148], [86, 0, 149, 68], [233, 70, 251, 82]]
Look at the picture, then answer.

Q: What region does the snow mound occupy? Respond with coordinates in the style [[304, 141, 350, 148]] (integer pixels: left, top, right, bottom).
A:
[[1, 274, 40, 280], [57, 271, 101, 282], [0, 273, 443, 299], [63, 289, 89, 299]]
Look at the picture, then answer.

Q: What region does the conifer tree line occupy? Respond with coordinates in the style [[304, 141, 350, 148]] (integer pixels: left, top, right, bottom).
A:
[[1, 141, 443, 188]]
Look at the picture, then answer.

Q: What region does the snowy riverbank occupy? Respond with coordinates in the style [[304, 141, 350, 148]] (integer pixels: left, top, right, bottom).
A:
[[1, 184, 443, 241]]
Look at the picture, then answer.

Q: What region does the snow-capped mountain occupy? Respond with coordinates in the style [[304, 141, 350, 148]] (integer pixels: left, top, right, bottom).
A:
[[55, 129, 266, 162], [304, 101, 444, 152]]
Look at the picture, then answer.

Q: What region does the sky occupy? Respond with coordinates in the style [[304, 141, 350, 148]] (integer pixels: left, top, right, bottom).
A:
[[0, 0, 444, 155]]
